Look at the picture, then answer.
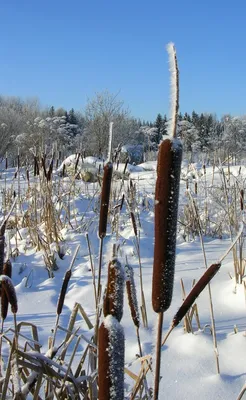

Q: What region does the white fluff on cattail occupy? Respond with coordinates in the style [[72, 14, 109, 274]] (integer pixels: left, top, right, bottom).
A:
[[107, 121, 114, 162], [166, 42, 179, 139]]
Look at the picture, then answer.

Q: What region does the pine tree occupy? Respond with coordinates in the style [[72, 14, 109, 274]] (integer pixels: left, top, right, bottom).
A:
[[68, 108, 77, 125], [49, 106, 55, 117], [155, 113, 164, 143]]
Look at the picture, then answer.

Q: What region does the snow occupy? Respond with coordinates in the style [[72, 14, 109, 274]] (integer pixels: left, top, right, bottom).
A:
[[0, 161, 246, 398]]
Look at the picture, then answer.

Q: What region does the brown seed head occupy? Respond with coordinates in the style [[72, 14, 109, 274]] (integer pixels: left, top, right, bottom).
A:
[[152, 138, 182, 313], [99, 162, 113, 239]]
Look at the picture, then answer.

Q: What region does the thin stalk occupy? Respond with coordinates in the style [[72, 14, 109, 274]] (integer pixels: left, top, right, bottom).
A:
[[96, 237, 104, 306], [153, 312, 164, 400], [86, 233, 97, 307], [188, 191, 220, 373]]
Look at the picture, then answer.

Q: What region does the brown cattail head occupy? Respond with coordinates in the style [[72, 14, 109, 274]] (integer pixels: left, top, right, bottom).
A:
[[56, 269, 72, 315], [26, 169, 30, 183], [0, 224, 6, 275], [74, 153, 80, 173], [120, 194, 125, 211], [125, 264, 140, 328], [62, 163, 66, 177], [194, 181, 198, 195], [240, 189, 244, 211], [41, 157, 47, 179], [0, 276, 18, 314], [130, 212, 137, 237], [34, 156, 39, 176], [123, 158, 129, 175], [172, 262, 221, 328], [152, 137, 183, 313], [1, 286, 8, 320], [0, 263, 12, 318], [47, 159, 54, 182], [98, 316, 125, 400], [3, 260, 12, 278], [5, 154, 8, 170], [99, 162, 113, 239], [103, 258, 124, 322]]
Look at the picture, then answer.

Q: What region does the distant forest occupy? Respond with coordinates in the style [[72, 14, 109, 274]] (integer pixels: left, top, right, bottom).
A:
[[0, 91, 244, 163]]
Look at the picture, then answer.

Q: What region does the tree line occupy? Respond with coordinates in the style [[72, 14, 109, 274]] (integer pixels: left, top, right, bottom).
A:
[[0, 91, 245, 164]]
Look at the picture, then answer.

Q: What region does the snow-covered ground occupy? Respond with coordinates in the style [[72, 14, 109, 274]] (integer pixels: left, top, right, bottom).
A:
[[1, 157, 246, 399]]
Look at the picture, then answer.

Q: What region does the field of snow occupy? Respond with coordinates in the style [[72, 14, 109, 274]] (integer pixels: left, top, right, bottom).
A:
[[1, 156, 246, 399]]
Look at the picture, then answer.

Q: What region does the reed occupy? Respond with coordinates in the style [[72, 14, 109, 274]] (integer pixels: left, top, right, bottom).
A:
[[98, 162, 113, 239], [97, 161, 113, 305], [152, 42, 182, 400]]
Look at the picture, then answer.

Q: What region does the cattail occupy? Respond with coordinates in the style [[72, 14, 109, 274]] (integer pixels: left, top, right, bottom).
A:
[[98, 316, 125, 400], [203, 164, 206, 175], [3, 260, 12, 278], [1, 260, 11, 319], [130, 212, 137, 237], [1, 285, 9, 320], [5, 152, 8, 170], [34, 156, 37, 176], [17, 149, 20, 170], [75, 153, 80, 173], [62, 163, 66, 177], [56, 269, 72, 315], [172, 263, 221, 328], [120, 194, 125, 211], [240, 189, 244, 211], [34, 156, 39, 176], [152, 137, 183, 313], [195, 181, 198, 195], [0, 260, 11, 299], [0, 222, 7, 275], [0, 275, 18, 314], [123, 158, 129, 175], [47, 159, 54, 182], [125, 264, 140, 328], [103, 258, 124, 322], [99, 162, 113, 238], [41, 157, 47, 179], [26, 169, 30, 184]]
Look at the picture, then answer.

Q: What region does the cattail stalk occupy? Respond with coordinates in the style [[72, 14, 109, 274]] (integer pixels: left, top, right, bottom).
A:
[[52, 244, 80, 346], [86, 233, 97, 306], [152, 42, 182, 400], [97, 162, 113, 304]]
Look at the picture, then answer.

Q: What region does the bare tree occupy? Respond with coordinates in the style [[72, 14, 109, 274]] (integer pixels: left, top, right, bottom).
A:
[[83, 90, 138, 156]]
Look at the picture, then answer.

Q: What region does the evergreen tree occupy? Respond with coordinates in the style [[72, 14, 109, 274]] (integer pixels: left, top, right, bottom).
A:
[[162, 114, 168, 136], [184, 112, 191, 122], [68, 108, 77, 125], [191, 110, 199, 126], [49, 106, 55, 117]]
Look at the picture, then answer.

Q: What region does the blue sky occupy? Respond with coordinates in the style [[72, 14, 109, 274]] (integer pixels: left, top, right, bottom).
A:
[[0, 0, 246, 121]]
